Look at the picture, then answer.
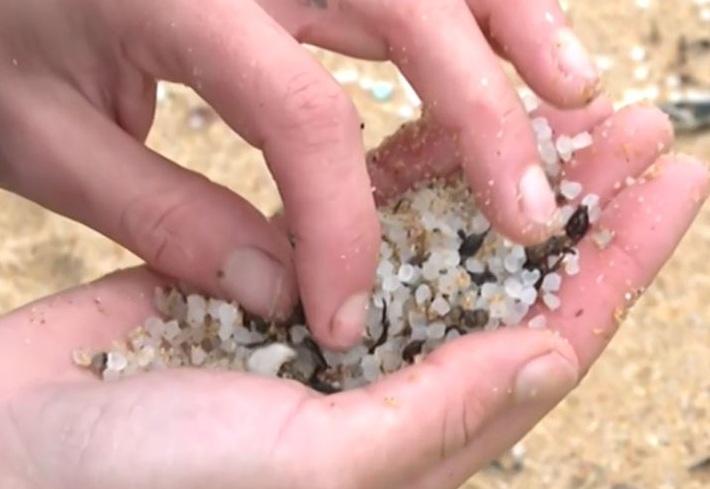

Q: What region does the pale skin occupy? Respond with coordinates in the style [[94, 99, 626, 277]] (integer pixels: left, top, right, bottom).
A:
[[0, 1, 708, 488]]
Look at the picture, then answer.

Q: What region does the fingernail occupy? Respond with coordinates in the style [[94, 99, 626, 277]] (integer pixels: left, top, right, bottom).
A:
[[514, 351, 578, 404], [220, 247, 286, 319], [557, 28, 599, 83], [330, 292, 370, 349], [519, 166, 557, 225]]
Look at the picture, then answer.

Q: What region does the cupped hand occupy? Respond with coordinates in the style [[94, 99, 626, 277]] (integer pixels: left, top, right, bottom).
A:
[[0, 0, 600, 350], [1, 103, 706, 489]]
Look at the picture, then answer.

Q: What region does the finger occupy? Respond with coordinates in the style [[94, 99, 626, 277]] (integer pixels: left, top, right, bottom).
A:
[[562, 105, 674, 204], [113, 0, 380, 350], [0, 87, 297, 320], [256, 0, 388, 59], [357, 1, 557, 244], [410, 155, 709, 488], [545, 155, 709, 368], [317, 328, 578, 488], [258, 0, 601, 110], [367, 96, 612, 203], [471, 0, 600, 108], [531, 95, 613, 136]]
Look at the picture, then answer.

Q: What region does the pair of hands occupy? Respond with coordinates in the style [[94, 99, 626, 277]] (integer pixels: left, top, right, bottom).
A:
[[0, 0, 708, 488]]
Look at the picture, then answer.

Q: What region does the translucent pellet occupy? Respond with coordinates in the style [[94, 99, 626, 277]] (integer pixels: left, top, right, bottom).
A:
[[217, 321, 233, 342], [582, 193, 600, 208], [564, 254, 581, 276], [361, 355, 381, 382], [481, 283, 500, 300], [465, 258, 485, 274], [415, 284, 432, 305], [397, 264, 417, 283], [560, 180, 583, 200], [218, 303, 237, 329], [471, 213, 490, 233], [289, 325, 309, 344], [504, 277, 524, 299], [430, 295, 451, 317], [145, 317, 165, 339], [437, 270, 459, 296], [556, 135, 574, 162], [528, 315, 548, 329], [382, 274, 401, 293], [571, 132, 593, 150], [106, 352, 128, 372], [163, 320, 181, 342], [532, 117, 553, 140], [521, 269, 542, 287], [442, 249, 461, 269], [539, 140, 559, 166], [427, 321, 447, 340], [377, 260, 395, 278], [542, 273, 562, 292], [504, 253, 525, 273], [543, 293, 562, 311], [186, 294, 207, 327], [191, 346, 207, 366], [520, 286, 539, 306]]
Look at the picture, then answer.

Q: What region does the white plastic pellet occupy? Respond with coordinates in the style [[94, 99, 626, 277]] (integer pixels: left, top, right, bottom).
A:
[[397, 264, 417, 283], [560, 180, 583, 200], [541, 273, 562, 292], [415, 284, 432, 305], [430, 295, 451, 317], [543, 293, 562, 311], [247, 344, 296, 377], [106, 352, 128, 372], [427, 321, 447, 340], [571, 132, 593, 151], [528, 314, 548, 329], [504, 277, 524, 299]]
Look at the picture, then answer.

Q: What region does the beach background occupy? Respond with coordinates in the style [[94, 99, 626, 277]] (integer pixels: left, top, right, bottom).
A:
[[0, 0, 708, 487]]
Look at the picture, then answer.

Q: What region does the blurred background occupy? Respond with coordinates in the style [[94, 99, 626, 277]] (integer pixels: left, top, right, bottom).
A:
[[0, 0, 708, 487]]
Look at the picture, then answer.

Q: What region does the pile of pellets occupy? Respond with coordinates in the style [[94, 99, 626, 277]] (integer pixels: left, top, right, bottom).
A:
[[74, 93, 614, 393]]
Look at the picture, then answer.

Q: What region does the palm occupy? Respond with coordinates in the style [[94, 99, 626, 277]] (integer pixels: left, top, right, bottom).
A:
[[1, 105, 706, 489]]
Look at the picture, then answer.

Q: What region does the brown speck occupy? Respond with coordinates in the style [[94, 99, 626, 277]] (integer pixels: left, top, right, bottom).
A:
[[622, 144, 633, 161], [216, 269, 225, 279], [384, 397, 398, 408], [575, 309, 584, 318], [613, 306, 629, 326], [688, 453, 710, 472]]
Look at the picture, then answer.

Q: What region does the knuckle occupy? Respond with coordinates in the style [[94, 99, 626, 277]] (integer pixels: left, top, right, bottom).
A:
[[421, 357, 488, 458], [119, 186, 199, 268], [438, 392, 487, 459], [381, 0, 459, 36], [278, 72, 356, 140]]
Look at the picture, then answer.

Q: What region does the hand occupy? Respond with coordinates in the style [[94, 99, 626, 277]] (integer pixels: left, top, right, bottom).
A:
[[0, 0, 600, 350], [1, 103, 706, 489]]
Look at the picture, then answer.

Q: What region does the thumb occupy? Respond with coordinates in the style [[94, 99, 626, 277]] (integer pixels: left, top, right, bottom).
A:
[[323, 327, 579, 488], [0, 86, 297, 320]]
